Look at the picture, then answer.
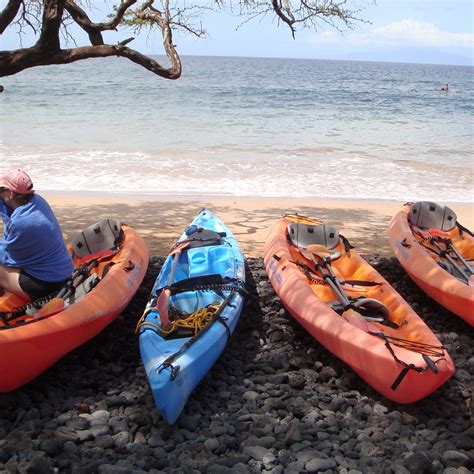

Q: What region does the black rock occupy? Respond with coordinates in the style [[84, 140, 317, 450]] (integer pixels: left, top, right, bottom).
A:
[[39, 438, 63, 456], [403, 452, 434, 473], [0, 256, 472, 473]]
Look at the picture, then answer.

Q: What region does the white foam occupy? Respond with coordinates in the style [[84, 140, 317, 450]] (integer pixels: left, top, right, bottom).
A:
[[1, 146, 473, 202]]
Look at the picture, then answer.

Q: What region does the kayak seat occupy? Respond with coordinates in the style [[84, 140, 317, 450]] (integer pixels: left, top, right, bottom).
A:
[[352, 297, 390, 320], [409, 201, 457, 232], [186, 229, 225, 249], [71, 218, 123, 258], [329, 297, 391, 324], [288, 223, 339, 250], [187, 246, 233, 278]]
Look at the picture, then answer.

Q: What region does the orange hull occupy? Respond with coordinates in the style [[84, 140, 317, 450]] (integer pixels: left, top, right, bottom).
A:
[[0, 225, 148, 392], [389, 205, 474, 326], [263, 214, 454, 404]]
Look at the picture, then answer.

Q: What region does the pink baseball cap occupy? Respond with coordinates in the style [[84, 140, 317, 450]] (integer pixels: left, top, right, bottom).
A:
[[0, 169, 35, 195]]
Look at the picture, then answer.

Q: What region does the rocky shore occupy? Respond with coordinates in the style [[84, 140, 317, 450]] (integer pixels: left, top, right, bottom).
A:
[[0, 256, 472, 474]]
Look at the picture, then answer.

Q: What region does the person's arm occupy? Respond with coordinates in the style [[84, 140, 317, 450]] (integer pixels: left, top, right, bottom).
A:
[[0, 202, 9, 263], [0, 221, 29, 266]]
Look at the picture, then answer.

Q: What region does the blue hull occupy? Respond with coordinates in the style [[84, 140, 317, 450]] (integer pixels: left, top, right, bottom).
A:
[[138, 209, 246, 424]]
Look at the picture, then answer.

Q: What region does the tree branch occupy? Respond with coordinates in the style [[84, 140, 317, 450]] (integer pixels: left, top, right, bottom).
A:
[[272, 0, 296, 38], [38, 0, 65, 51], [136, 0, 181, 78], [64, 0, 138, 45], [0, 43, 180, 79], [0, 0, 22, 35], [0, 1, 370, 79], [63, 0, 104, 45]]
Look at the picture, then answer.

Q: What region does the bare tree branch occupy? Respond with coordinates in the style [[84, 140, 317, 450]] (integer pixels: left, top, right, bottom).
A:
[[0, 0, 22, 34], [38, 0, 65, 51], [64, 0, 138, 45], [272, 0, 296, 38], [0, 42, 180, 78], [0, 1, 373, 79], [136, 0, 181, 78]]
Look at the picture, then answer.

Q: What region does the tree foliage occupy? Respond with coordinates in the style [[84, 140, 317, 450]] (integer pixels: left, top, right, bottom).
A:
[[0, 1, 372, 78]]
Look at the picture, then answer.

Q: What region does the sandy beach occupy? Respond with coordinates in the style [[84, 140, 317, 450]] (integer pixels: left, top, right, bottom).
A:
[[43, 193, 474, 258]]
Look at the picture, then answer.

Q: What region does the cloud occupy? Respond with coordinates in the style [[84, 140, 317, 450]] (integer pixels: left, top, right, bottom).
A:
[[373, 19, 473, 48], [309, 19, 474, 50]]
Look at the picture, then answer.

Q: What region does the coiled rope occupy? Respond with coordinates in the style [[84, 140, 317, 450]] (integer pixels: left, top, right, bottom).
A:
[[135, 300, 223, 336]]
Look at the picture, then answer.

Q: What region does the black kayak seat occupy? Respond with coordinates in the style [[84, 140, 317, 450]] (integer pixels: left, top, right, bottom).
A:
[[409, 202, 457, 232], [71, 218, 123, 258], [288, 223, 339, 250], [185, 229, 224, 249]]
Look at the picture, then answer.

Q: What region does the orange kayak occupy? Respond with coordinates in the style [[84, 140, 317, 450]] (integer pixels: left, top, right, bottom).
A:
[[264, 214, 454, 403], [0, 219, 148, 392], [389, 202, 474, 326]]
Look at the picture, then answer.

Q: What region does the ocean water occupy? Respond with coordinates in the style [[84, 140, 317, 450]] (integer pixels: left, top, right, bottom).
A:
[[1, 56, 473, 202]]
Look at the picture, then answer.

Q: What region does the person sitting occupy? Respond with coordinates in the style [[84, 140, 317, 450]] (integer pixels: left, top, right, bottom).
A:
[[441, 83, 449, 92], [0, 169, 74, 300]]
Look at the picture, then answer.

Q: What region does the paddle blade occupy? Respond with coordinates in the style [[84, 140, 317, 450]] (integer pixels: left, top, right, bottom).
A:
[[306, 244, 331, 258], [79, 249, 115, 264], [170, 240, 190, 256], [35, 298, 65, 319], [156, 288, 171, 327], [428, 228, 449, 239], [343, 309, 379, 333]]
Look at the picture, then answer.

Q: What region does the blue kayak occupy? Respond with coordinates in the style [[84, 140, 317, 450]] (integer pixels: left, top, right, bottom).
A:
[[137, 208, 246, 424]]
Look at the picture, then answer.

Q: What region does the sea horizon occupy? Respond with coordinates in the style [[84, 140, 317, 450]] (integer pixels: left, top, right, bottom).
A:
[[154, 53, 474, 69]]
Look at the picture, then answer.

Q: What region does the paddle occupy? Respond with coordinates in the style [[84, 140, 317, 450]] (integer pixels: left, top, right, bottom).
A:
[[428, 228, 473, 276], [414, 226, 472, 283], [33, 249, 115, 320], [156, 240, 191, 329], [304, 245, 348, 303], [34, 298, 65, 319], [301, 245, 388, 329], [78, 248, 115, 265], [301, 246, 350, 306], [341, 308, 380, 332]]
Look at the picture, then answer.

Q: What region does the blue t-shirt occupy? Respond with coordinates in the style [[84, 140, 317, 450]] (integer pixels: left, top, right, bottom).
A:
[[0, 194, 74, 282]]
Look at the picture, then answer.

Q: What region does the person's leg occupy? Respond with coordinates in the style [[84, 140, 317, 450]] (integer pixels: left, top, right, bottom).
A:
[[0, 265, 30, 299]]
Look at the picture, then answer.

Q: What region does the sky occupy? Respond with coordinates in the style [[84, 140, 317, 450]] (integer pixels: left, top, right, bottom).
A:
[[0, 1, 473, 66]]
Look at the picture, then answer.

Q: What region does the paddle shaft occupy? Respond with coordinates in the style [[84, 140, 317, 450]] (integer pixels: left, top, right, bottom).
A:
[[431, 238, 470, 281], [307, 249, 390, 326], [311, 258, 351, 308], [414, 226, 472, 280], [444, 240, 473, 275], [167, 250, 181, 287]]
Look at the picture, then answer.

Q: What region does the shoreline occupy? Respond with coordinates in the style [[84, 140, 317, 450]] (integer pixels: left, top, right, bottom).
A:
[[41, 189, 474, 206], [42, 193, 474, 258]]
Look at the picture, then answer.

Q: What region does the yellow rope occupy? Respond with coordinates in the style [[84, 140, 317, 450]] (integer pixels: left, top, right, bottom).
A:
[[135, 300, 222, 336]]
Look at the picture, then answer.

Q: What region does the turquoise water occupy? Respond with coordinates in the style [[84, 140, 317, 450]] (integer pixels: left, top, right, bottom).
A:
[[1, 56, 473, 201]]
